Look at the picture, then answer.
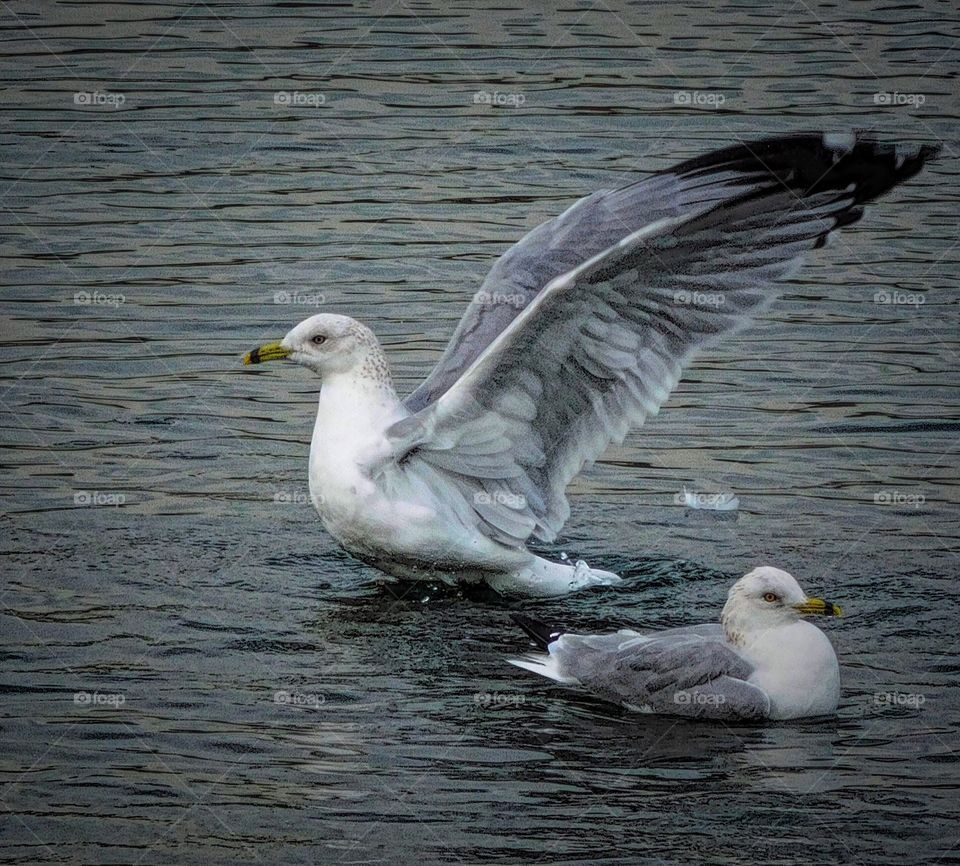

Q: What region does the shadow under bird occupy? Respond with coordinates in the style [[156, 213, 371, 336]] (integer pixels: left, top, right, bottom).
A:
[[510, 566, 843, 721], [243, 133, 937, 596]]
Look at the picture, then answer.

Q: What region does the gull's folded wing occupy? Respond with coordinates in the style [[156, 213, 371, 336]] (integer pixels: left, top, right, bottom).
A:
[[387, 135, 936, 545], [556, 628, 770, 720], [404, 133, 937, 413]]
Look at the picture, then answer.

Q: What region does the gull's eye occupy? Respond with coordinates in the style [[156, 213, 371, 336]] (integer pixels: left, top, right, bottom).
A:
[[311, 334, 327, 345], [763, 592, 779, 603]]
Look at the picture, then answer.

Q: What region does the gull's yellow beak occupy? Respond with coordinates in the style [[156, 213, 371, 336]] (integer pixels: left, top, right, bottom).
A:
[[243, 341, 291, 365], [794, 597, 843, 617]]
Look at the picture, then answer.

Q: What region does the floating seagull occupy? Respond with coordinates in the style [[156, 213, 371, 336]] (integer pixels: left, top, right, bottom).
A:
[[243, 133, 936, 596], [509, 566, 842, 720]]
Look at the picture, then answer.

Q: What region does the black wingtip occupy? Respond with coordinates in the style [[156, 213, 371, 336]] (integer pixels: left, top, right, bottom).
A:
[[672, 131, 940, 206], [817, 135, 939, 204], [667, 131, 940, 252], [511, 613, 563, 650]]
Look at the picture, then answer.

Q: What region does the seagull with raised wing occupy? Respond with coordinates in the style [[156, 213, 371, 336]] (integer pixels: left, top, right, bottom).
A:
[[509, 566, 843, 721], [243, 133, 937, 596]]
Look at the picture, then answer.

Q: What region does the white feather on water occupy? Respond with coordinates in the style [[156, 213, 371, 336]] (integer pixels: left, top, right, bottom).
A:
[[681, 487, 740, 511]]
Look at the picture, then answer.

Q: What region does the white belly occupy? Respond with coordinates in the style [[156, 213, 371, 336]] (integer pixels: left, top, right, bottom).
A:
[[308, 445, 534, 583]]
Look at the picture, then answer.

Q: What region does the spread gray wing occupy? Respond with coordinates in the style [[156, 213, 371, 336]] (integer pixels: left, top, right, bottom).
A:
[[554, 627, 770, 720], [404, 133, 938, 413], [384, 135, 936, 547]]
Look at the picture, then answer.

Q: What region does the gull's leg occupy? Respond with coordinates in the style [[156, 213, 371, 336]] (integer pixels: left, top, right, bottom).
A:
[[485, 555, 622, 597]]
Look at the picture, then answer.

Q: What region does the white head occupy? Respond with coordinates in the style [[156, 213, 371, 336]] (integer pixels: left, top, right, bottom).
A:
[[720, 566, 841, 645], [243, 314, 391, 382]]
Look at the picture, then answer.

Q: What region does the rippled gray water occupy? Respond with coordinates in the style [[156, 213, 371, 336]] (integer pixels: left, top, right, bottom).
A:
[[2, 1, 959, 863]]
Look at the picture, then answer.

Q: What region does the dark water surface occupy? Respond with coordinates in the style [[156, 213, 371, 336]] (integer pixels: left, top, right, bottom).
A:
[[2, 1, 959, 863]]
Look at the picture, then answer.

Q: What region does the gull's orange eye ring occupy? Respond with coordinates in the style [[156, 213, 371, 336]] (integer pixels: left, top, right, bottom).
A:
[[763, 592, 779, 603]]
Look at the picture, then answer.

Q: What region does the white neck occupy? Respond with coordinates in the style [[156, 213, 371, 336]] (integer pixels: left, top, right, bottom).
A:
[[308, 355, 407, 491], [721, 601, 791, 647], [721, 599, 748, 645], [305, 345, 409, 534], [316, 368, 403, 433]]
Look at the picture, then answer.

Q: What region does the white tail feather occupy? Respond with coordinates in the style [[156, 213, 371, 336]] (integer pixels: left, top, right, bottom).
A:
[[507, 653, 578, 684]]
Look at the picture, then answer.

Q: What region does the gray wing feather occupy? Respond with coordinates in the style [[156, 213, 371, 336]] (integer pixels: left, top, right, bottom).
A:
[[388, 136, 936, 545], [555, 629, 770, 720], [405, 172, 758, 413], [405, 134, 936, 413], [656, 678, 770, 720]]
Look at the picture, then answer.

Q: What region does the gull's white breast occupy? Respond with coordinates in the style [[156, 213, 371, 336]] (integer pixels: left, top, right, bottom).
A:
[[306, 380, 432, 554], [305, 377, 513, 572], [743, 620, 840, 720]]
